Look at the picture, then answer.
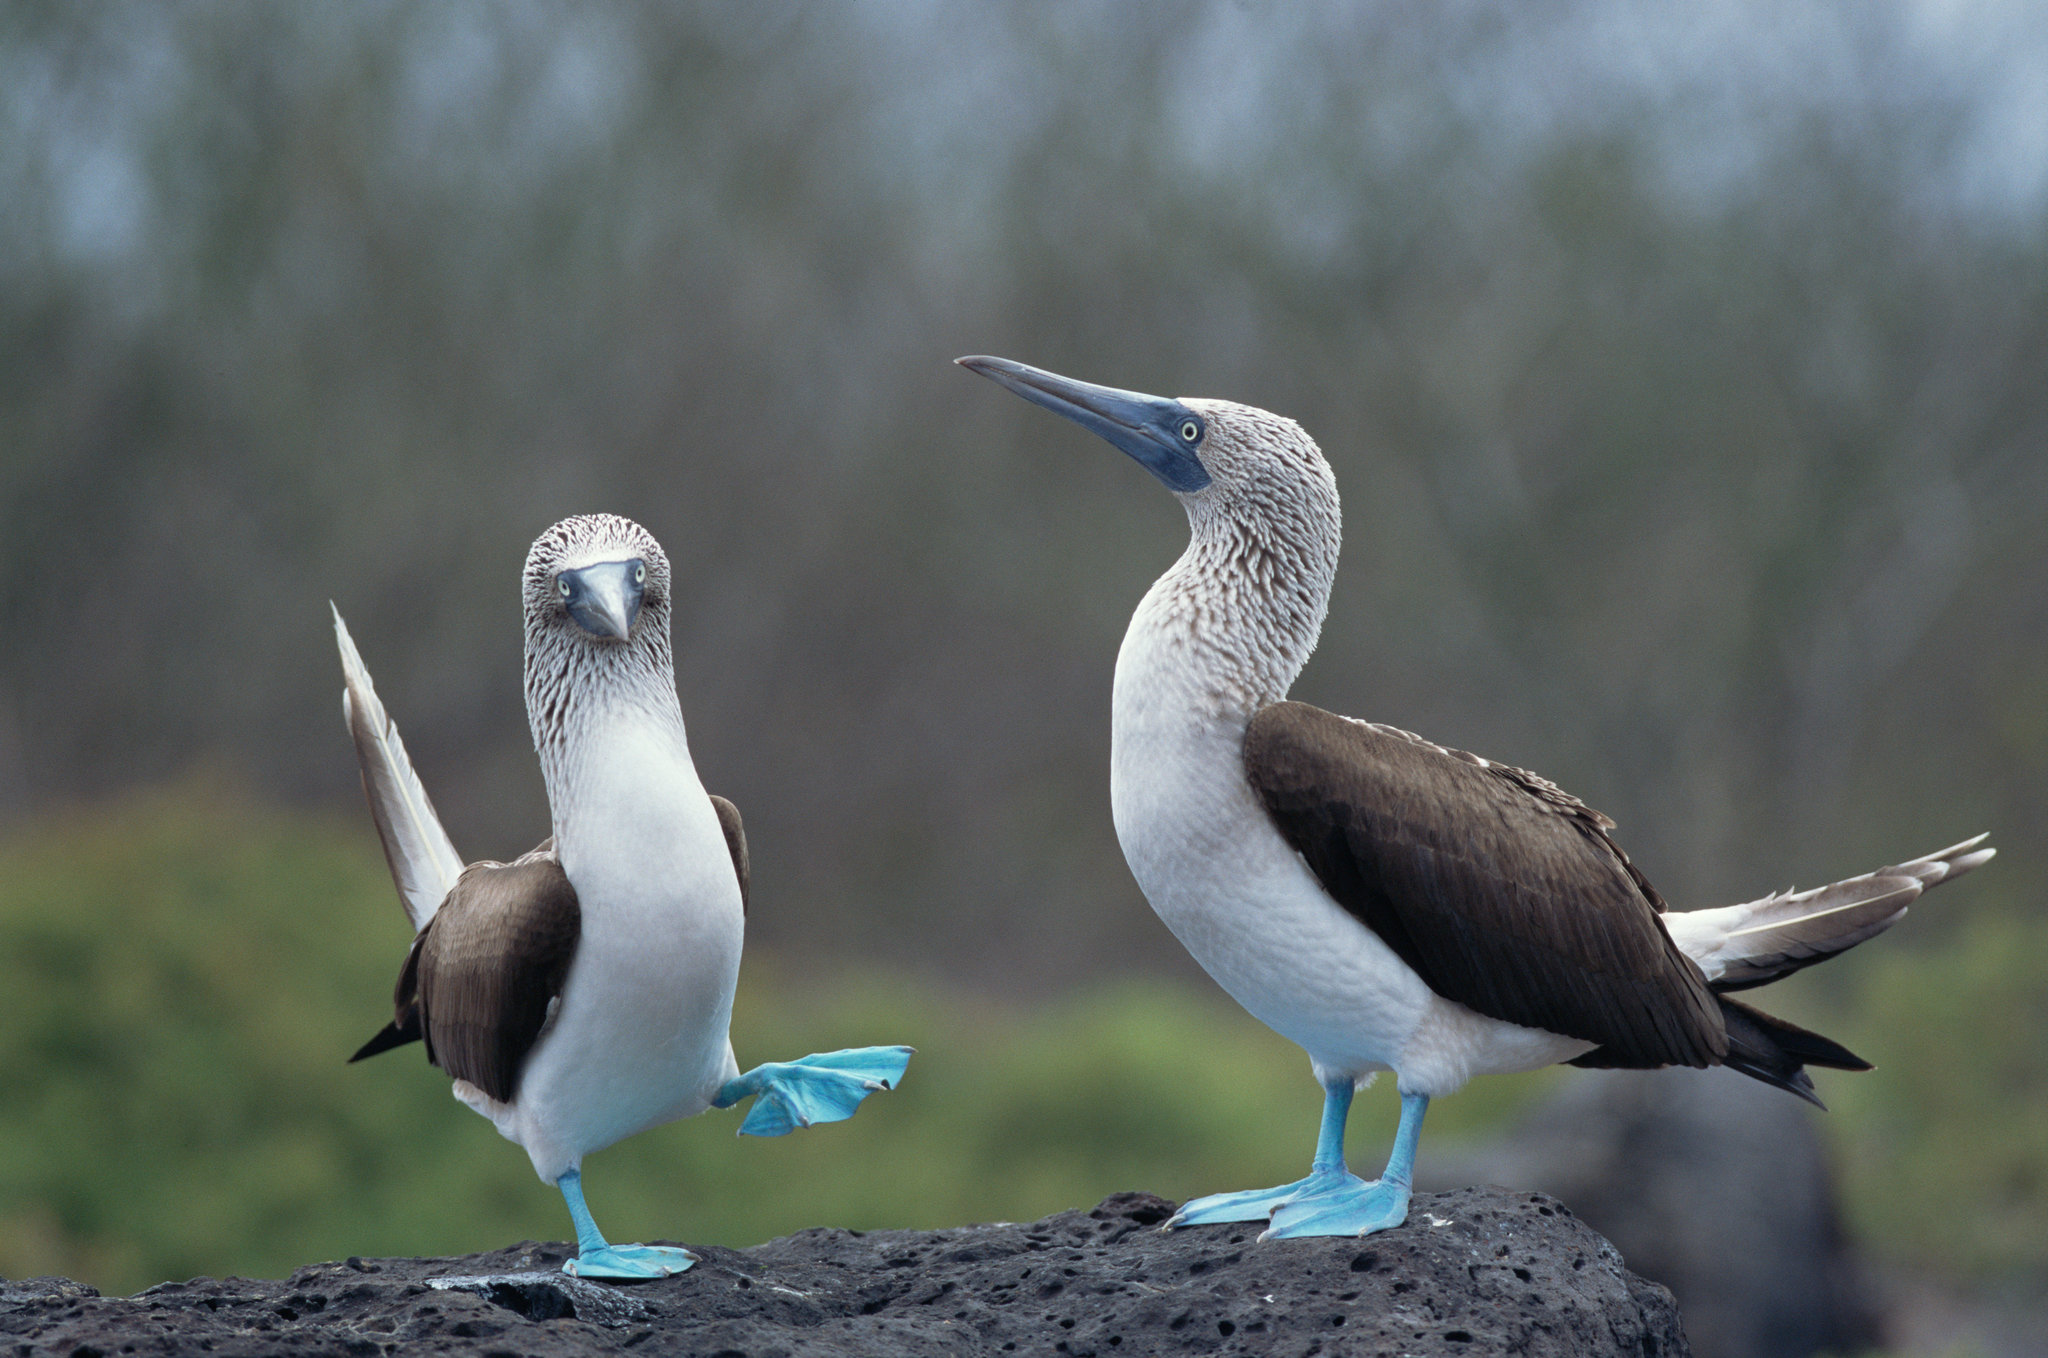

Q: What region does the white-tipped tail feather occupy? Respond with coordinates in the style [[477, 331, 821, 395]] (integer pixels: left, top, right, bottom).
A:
[[332, 603, 466, 930], [1665, 834, 1995, 992]]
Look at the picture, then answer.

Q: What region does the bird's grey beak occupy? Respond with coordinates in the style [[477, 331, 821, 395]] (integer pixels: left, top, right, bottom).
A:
[[955, 355, 1213, 493], [559, 560, 644, 640]]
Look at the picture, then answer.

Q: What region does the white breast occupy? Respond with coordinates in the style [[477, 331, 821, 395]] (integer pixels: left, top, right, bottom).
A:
[[486, 713, 745, 1181], [1110, 596, 1592, 1096]]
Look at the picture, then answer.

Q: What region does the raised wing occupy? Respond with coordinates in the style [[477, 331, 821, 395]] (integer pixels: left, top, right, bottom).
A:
[[1243, 701, 1724, 1070], [333, 604, 466, 931]]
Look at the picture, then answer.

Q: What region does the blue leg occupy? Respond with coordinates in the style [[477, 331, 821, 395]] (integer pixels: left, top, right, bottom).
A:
[[1265, 1091, 1428, 1239], [712, 1045, 913, 1137], [1166, 1076, 1360, 1228], [1166, 1081, 1430, 1239], [555, 1168, 698, 1280]]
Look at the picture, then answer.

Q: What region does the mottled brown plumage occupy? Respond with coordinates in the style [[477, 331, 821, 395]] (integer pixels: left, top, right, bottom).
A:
[[414, 854, 582, 1103], [347, 848, 579, 1103]]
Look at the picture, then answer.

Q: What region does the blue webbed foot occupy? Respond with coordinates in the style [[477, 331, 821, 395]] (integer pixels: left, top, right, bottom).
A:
[[1262, 1174, 1410, 1239], [712, 1045, 914, 1137], [554, 1168, 697, 1283], [1170, 1086, 1428, 1240], [1165, 1168, 1354, 1228], [563, 1242, 698, 1280]]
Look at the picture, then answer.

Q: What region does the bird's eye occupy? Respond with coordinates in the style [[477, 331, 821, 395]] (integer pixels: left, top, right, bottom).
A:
[[557, 576, 572, 599], [633, 562, 646, 585], [1180, 420, 1201, 443]]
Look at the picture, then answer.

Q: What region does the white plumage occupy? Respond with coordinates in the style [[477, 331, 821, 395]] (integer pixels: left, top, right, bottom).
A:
[[464, 698, 744, 1183], [333, 604, 465, 932]]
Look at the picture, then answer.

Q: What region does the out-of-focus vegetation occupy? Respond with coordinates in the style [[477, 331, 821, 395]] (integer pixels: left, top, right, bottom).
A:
[[2, 0, 2045, 1322], [1818, 911, 2048, 1285], [0, 786, 1556, 1296]]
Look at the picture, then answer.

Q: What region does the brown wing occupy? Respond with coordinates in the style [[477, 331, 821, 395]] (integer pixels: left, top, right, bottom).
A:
[[710, 794, 749, 913], [1243, 701, 1724, 1069], [387, 852, 581, 1102]]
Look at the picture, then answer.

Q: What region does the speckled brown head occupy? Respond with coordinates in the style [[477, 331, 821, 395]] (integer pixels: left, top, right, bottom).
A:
[[957, 357, 1341, 705], [521, 514, 681, 761]]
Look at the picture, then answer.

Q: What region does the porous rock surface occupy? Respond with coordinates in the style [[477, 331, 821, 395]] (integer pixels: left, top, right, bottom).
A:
[[0, 1187, 1687, 1357], [1419, 1068, 1875, 1358]]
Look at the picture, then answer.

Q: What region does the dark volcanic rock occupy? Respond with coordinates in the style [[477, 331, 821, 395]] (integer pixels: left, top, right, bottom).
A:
[[1420, 1068, 1878, 1358], [0, 1187, 1687, 1357]]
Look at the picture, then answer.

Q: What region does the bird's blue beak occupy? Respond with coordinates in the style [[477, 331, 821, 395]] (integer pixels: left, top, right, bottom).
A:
[[559, 559, 645, 640], [956, 356, 1212, 493]]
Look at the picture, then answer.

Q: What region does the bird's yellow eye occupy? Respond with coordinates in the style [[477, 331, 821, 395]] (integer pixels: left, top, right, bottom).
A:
[[633, 562, 646, 585], [557, 576, 572, 598], [1180, 420, 1200, 443]]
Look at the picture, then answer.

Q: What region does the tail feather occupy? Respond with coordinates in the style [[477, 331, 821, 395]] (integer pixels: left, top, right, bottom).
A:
[[1665, 834, 1993, 992], [1717, 995, 1871, 1109], [348, 1013, 422, 1063], [333, 604, 465, 931]]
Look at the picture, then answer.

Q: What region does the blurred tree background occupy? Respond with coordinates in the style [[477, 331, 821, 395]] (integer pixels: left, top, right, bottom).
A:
[[1, 0, 2044, 1348]]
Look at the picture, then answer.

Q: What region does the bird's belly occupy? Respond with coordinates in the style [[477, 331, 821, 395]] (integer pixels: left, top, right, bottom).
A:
[[1116, 764, 1432, 1074], [493, 804, 746, 1180], [522, 897, 742, 1140], [1112, 733, 1594, 1095], [1133, 821, 1594, 1091]]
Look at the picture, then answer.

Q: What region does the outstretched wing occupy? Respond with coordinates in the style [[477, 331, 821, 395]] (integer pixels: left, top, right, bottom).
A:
[[333, 604, 466, 931], [1243, 701, 1724, 1069]]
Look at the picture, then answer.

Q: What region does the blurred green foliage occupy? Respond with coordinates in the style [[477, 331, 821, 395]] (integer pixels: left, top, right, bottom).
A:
[[0, 781, 1556, 1297], [1818, 910, 2048, 1285]]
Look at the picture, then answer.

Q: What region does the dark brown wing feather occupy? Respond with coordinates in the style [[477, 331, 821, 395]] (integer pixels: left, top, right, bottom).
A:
[[710, 794, 749, 913], [1243, 701, 1724, 1069], [364, 851, 580, 1103]]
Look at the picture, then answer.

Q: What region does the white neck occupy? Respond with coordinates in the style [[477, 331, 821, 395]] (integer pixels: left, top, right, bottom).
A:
[[525, 638, 708, 895], [1113, 492, 1338, 737]]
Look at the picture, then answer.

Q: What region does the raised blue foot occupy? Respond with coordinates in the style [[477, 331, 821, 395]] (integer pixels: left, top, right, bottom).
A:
[[712, 1045, 914, 1137], [556, 1168, 696, 1281], [1167, 1083, 1429, 1241]]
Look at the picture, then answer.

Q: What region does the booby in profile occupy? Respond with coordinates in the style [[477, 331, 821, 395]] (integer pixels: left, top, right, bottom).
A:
[[959, 356, 1992, 1240], [336, 513, 911, 1278]]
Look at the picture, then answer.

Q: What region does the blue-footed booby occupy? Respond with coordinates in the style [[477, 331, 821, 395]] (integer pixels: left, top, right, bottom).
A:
[[336, 513, 911, 1279], [959, 355, 1993, 1240]]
